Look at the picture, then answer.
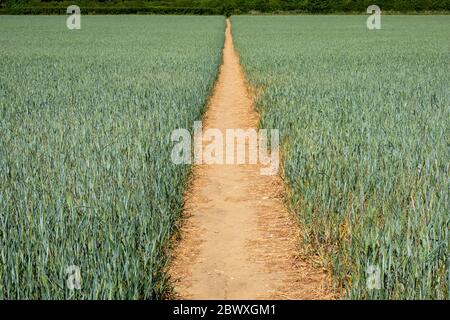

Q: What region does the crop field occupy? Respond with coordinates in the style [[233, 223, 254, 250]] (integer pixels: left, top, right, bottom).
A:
[[0, 13, 449, 301], [0, 16, 225, 299], [233, 16, 449, 299]]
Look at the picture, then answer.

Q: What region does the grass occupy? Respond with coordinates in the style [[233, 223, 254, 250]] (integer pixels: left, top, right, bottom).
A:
[[0, 15, 225, 299], [232, 15, 449, 299]]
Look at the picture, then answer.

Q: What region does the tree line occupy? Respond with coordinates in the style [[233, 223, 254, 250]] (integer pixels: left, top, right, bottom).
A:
[[1, 0, 449, 14]]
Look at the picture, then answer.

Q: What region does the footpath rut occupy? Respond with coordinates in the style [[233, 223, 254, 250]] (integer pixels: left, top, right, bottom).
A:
[[169, 18, 330, 300]]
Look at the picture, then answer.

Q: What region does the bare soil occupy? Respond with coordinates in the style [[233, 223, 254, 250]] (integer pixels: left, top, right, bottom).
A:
[[169, 18, 332, 300]]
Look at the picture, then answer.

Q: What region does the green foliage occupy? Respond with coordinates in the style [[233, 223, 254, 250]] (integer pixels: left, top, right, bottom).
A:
[[1, 0, 449, 14], [233, 15, 449, 299], [0, 15, 225, 299]]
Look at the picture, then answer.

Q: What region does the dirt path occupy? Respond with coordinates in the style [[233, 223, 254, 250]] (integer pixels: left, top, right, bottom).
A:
[[169, 18, 331, 300]]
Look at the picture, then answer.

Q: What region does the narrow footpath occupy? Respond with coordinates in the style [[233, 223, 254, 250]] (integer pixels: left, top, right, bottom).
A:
[[169, 18, 331, 300]]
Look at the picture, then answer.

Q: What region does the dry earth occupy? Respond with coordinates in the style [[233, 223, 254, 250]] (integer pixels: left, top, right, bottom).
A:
[[169, 18, 332, 300]]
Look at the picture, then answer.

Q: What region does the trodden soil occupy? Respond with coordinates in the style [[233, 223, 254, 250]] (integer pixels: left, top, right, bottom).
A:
[[169, 18, 332, 300]]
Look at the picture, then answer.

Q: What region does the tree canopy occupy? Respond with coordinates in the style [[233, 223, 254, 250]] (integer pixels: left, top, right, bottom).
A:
[[1, 0, 449, 14]]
